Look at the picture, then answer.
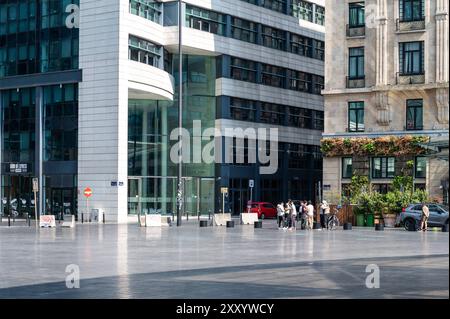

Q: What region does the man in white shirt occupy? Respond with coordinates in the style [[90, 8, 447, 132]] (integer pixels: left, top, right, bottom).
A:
[[276, 202, 285, 229], [306, 201, 314, 230]]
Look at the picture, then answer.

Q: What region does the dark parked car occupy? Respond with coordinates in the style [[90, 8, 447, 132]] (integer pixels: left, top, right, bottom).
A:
[[244, 202, 277, 219], [399, 203, 449, 230]]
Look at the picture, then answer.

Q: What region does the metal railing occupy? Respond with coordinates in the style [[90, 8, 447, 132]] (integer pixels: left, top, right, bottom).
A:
[[346, 76, 366, 89], [346, 24, 365, 37], [396, 18, 426, 32]]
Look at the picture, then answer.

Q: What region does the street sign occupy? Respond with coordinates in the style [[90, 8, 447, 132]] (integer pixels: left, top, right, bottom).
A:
[[32, 178, 39, 192], [221, 187, 228, 194], [249, 180, 254, 188], [84, 187, 93, 198]]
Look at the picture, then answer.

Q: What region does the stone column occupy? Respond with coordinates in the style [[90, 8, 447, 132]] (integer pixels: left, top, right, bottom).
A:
[[375, 91, 390, 126], [376, 0, 388, 86], [436, 88, 449, 124], [436, 0, 449, 83]]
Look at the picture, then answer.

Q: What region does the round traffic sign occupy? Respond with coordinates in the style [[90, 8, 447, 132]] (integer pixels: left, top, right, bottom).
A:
[[84, 187, 93, 198]]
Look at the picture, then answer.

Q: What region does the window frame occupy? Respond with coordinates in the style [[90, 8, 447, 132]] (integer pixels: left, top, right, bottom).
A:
[[348, 101, 365, 132], [349, 2, 365, 28], [406, 99, 423, 130], [342, 157, 353, 179], [400, 0, 425, 22], [371, 157, 396, 179], [399, 41, 424, 76], [348, 47, 365, 79], [415, 156, 427, 179]]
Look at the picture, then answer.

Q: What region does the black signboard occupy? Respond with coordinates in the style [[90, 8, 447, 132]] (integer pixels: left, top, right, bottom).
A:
[[2, 163, 32, 175]]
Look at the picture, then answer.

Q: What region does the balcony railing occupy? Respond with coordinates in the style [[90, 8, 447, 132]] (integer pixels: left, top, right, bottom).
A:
[[346, 76, 365, 89], [396, 18, 426, 32], [396, 73, 425, 85], [346, 24, 366, 37]]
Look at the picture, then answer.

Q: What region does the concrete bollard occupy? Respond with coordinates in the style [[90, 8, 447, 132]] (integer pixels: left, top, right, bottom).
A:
[[343, 222, 352, 230], [226, 220, 235, 228]]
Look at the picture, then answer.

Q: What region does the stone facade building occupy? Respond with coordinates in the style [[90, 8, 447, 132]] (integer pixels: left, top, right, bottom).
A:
[[322, 0, 449, 204]]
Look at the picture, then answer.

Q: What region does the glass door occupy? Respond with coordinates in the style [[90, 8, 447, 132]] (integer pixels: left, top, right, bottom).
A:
[[128, 177, 142, 215]]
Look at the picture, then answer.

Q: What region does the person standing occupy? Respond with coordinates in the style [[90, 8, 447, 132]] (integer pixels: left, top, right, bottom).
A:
[[320, 200, 330, 229], [289, 200, 297, 231], [306, 201, 314, 230], [277, 202, 285, 229], [420, 203, 430, 232]]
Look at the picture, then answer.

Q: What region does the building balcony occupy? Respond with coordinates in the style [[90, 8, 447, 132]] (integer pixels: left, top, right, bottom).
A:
[[396, 19, 426, 32], [346, 76, 365, 89], [396, 73, 425, 85], [346, 24, 365, 37]]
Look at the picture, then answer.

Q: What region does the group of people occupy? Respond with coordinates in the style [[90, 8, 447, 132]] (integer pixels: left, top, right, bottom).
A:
[[276, 200, 316, 231]]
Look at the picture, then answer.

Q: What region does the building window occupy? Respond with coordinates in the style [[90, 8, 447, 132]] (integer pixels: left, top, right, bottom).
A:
[[231, 17, 258, 44], [261, 26, 286, 51], [348, 102, 365, 132], [230, 98, 256, 122], [288, 70, 311, 92], [230, 58, 257, 82], [313, 39, 325, 61], [288, 107, 312, 129], [261, 0, 286, 13], [399, 42, 424, 75], [372, 157, 395, 179], [312, 110, 324, 130], [288, 144, 309, 169], [349, 47, 365, 79], [290, 34, 312, 57], [342, 158, 353, 179], [315, 5, 325, 26], [129, 0, 162, 24], [128, 35, 161, 67], [262, 64, 285, 88], [260, 102, 285, 125], [312, 75, 324, 94], [406, 99, 423, 130], [349, 2, 365, 28], [185, 5, 226, 36], [415, 156, 427, 178], [400, 0, 424, 22], [292, 0, 313, 22]]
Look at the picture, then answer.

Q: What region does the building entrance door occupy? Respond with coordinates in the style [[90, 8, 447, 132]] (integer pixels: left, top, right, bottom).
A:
[[128, 177, 142, 215], [49, 188, 76, 218]]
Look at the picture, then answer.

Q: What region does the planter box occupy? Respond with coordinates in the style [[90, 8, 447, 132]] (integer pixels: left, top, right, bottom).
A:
[[382, 214, 397, 228]]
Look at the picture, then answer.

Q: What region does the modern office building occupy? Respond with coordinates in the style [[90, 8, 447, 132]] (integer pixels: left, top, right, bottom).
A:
[[0, 0, 325, 223], [322, 0, 449, 203]]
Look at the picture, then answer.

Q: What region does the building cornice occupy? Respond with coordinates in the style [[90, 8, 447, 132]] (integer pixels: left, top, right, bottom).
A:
[[322, 82, 449, 96]]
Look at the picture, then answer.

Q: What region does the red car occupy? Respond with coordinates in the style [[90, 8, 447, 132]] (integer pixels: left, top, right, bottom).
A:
[[245, 202, 277, 219]]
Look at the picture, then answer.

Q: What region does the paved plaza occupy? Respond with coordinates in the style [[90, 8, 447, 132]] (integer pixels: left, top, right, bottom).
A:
[[0, 220, 448, 299]]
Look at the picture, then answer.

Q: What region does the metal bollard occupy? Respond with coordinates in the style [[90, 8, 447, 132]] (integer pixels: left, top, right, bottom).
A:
[[103, 213, 106, 224], [28, 214, 31, 227], [81, 213, 84, 224], [8, 215, 11, 227]]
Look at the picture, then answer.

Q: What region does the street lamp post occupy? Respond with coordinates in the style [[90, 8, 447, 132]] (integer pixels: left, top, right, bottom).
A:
[[176, 0, 183, 227]]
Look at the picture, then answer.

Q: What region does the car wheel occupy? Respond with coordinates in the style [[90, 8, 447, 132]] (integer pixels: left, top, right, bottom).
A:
[[404, 218, 417, 231]]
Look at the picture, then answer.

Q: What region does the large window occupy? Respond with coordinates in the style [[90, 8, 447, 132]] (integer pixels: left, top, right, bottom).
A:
[[288, 107, 312, 129], [349, 47, 365, 79], [186, 5, 226, 36], [399, 42, 424, 75], [406, 99, 423, 130], [43, 84, 78, 162], [349, 2, 365, 28], [415, 156, 427, 178], [315, 5, 325, 26], [260, 102, 284, 125], [129, 0, 162, 24], [261, 0, 286, 13], [231, 17, 257, 44], [292, 0, 313, 22], [288, 70, 311, 92], [348, 102, 364, 132], [313, 39, 325, 61], [342, 158, 353, 179], [262, 64, 285, 88], [128, 35, 161, 67], [290, 34, 312, 57], [400, 0, 424, 22], [372, 157, 395, 179], [230, 57, 257, 82], [230, 98, 257, 122], [261, 26, 286, 51], [288, 144, 309, 169]]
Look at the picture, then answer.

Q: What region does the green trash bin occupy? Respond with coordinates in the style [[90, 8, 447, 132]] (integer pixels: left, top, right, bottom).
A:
[[366, 214, 375, 227], [356, 214, 365, 227]]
